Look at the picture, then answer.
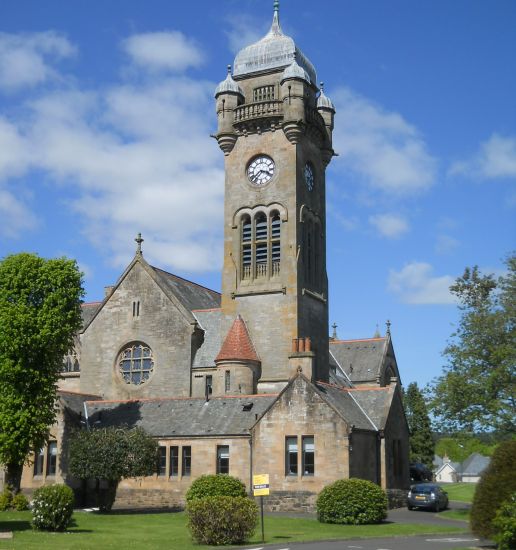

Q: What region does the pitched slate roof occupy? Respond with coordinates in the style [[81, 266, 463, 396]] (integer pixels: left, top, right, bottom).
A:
[[84, 394, 277, 438], [58, 390, 102, 415], [81, 302, 102, 328], [329, 337, 387, 383], [151, 266, 220, 312], [216, 315, 260, 363], [349, 386, 395, 430], [315, 383, 377, 430], [192, 308, 222, 369], [461, 453, 490, 476]]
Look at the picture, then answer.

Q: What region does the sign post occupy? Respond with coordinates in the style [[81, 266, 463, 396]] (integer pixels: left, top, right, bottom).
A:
[[252, 474, 269, 543]]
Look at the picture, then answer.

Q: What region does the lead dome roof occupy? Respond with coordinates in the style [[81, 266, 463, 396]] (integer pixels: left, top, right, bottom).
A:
[[233, 6, 316, 84]]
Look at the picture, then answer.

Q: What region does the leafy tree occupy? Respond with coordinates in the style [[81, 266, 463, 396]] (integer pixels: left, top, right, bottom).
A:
[[428, 255, 515, 433], [403, 382, 435, 469], [0, 253, 83, 491], [435, 435, 497, 463], [69, 426, 158, 511]]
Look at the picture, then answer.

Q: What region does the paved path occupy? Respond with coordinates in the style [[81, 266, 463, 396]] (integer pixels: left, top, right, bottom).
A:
[[260, 501, 493, 550]]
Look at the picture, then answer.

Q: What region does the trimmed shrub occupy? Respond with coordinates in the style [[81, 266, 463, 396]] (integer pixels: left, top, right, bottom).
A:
[[470, 439, 516, 539], [316, 478, 388, 525], [0, 488, 12, 511], [185, 474, 246, 502], [187, 496, 258, 545], [492, 495, 516, 550], [11, 492, 30, 511], [31, 484, 74, 531]]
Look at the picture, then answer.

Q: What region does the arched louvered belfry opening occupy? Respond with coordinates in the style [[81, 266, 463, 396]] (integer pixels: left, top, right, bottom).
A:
[[241, 215, 252, 279]]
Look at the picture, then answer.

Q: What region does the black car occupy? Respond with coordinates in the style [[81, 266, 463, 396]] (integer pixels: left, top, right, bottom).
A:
[[407, 483, 449, 512], [410, 462, 433, 482]]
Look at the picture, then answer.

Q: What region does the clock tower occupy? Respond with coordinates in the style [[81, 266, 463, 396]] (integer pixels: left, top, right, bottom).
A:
[[214, 2, 335, 392]]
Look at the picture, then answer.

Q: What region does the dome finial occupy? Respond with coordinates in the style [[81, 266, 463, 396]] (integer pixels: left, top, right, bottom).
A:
[[271, 0, 281, 33], [320, 81, 324, 92], [227, 64, 232, 75]]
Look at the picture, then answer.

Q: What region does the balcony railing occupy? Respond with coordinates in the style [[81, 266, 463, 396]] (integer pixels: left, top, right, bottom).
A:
[[234, 101, 283, 124]]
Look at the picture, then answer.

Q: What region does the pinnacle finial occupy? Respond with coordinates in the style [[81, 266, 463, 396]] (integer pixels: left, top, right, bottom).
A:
[[320, 81, 325, 92], [386, 319, 391, 335], [135, 232, 144, 255], [227, 64, 232, 75], [274, 0, 279, 14], [331, 322, 338, 340], [271, 0, 281, 33]]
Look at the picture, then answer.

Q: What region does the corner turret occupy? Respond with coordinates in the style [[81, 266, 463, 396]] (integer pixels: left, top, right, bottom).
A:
[[214, 65, 244, 154]]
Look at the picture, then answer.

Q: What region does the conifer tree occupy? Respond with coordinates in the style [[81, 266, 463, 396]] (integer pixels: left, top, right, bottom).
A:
[[404, 382, 435, 469]]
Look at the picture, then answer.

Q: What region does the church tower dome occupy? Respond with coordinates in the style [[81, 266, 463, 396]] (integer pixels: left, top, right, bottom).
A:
[[233, 1, 316, 84]]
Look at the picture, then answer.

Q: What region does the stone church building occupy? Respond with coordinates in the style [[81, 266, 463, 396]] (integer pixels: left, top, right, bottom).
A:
[[17, 3, 409, 510]]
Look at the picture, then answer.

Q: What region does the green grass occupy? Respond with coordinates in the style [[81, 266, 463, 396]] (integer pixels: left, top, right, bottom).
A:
[[441, 508, 470, 522], [441, 483, 477, 503], [0, 510, 468, 549]]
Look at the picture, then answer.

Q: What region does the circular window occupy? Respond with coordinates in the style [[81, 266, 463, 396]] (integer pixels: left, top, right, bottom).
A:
[[118, 343, 154, 385]]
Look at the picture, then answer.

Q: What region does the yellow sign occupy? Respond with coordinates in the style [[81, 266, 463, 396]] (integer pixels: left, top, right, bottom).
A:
[[253, 473, 270, 496]]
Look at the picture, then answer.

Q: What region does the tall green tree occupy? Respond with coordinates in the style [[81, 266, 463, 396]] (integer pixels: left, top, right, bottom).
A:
[[0, 253, 83, 491], [429, 255, 515, 434], [69, 426, 158, 511], [404, 382, 435, 469]]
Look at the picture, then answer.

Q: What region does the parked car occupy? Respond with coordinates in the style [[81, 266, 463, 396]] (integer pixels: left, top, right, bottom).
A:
[[410, 462, 433, 482], [407, 483, 449, 512]]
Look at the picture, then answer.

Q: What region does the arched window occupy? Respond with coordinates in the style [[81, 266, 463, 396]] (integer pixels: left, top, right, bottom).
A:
[[118, 343, 154, 385], [254, 213, 268, 278], [239, 207, 283, 282], [271, 211, 281, 277], [241, 215, 252, 279]]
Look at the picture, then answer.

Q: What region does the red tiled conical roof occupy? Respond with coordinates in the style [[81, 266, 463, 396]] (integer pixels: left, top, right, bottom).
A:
[[215, 315, 260, 363]]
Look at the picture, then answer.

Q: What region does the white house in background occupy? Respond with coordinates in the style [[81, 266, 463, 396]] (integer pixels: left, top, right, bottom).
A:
[[435, 455, 460, 483]]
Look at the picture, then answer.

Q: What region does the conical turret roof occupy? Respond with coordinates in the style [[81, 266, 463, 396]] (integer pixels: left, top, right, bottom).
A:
[[215, 315, 260, 363]]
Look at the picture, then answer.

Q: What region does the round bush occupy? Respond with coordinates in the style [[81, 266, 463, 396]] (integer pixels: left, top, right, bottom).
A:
[[11, 492, 30, 511], [187, 496, 258, 545], [471, 440, 516, 539], [492, 495, 516, 550], [185, 474, 246, 502], [31, 484, 74, 531], [316, 478, 388, 524], [0, 488, 12, 512]]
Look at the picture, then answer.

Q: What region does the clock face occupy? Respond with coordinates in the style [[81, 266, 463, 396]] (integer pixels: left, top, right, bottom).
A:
[[247, 155, 275, 186], [304, 162, 315, 191]]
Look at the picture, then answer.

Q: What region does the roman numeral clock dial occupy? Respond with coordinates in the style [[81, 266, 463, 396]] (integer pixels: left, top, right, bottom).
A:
[[247, 155, 275, 186]]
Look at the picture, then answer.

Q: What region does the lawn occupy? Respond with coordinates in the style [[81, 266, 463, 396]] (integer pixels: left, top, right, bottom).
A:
[[0, 510, 468, 549], [441, 508, 470, 522], [441, 483, 477, 503]]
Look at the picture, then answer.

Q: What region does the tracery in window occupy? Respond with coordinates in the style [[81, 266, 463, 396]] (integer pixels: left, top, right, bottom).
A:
[[62, 352, 80, 373], [118, 343, 154, 385]]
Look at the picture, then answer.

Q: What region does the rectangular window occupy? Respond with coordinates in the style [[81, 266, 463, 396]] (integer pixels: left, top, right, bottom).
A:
[[182, 446, 191, 477], [205, 375, 213, 396], [253, 85, 275, 102], [302, 436, 315, 476], [170, 446, 179, 477], [34, 448, 45, 476], [225, 371, 231, 393], [46, 441, 57, 476], [157, 446, 167, 476], [217, 445, 230, 474], [285, 436, 298, 476]]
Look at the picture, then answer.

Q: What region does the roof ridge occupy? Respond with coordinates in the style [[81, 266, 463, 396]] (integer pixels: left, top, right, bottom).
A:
[[151, 266, 221, 296], [331, 337, 386, 344], [82, 301, 103, 306]]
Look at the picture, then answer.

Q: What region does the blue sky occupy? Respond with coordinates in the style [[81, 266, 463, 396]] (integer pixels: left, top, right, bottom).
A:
[[1, 0, 515, 388]]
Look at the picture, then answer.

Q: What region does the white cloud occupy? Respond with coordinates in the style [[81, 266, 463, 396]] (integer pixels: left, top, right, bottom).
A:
[[331, 87, 437, 194], [388, 262, 456, 305], [224, 15, 268, 54], [0, 188, 38, 238], [0, 29, 225, 272], [0, 31, 75, 91], [122, 32, 204, 72], [435, 234, 460, 255], [449, 133, 516, 180], [369, 213, 409, 238]]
